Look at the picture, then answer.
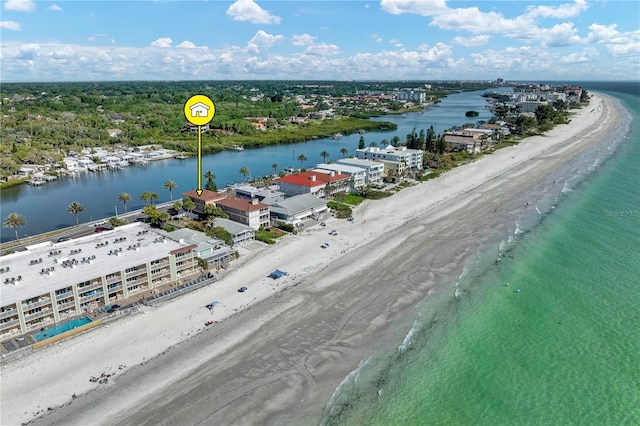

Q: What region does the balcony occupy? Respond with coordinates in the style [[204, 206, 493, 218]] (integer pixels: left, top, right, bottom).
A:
[[0, 309, 19, 320], [0, 318, 20, 331], [22, 298, 52, 310], [24, 307, 53, 320]]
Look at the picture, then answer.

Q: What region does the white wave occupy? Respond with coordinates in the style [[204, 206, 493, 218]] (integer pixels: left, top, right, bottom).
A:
[[514, 221, 523, 235], [535, 205, 541, 215], [323, 356, 371, 419], [588, 158, 600, 171], [398, 317, 420, 353]]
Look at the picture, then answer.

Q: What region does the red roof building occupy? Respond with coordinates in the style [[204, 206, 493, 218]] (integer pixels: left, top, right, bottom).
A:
[[276, 170, 351, 198], [181, 189, 227, 214], [215, 196, 270, 230]]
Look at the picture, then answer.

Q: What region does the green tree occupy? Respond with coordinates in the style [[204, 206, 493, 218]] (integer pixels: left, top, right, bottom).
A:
[[204, 203, 227, 219], [204, 170, 217, 191], [297, 154, 307, 168], [117, 192, 131, 213], [3, 212, 26, 241], [182, 197, 196, 215], [358, 136, 366, 149], [340, 147, 349, 158], [66, 201, 85, 226], [436, 135, 446, 155], [534, 104, 555, 126], [239, 166, 250, 181], [140, 191, 158, 205], [142, 205, 169, 228], [163, 180, 177, 200], [320, 150, 330, 163], [271, 163, 279, 174], [426, 125, 436, 153], [173, 200, 183, 212]]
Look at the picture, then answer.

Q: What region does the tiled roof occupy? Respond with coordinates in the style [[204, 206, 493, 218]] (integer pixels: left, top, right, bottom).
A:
[[276, 171, 350, 188], [182, 189, 226, 202], [216, 196, 269, 212]]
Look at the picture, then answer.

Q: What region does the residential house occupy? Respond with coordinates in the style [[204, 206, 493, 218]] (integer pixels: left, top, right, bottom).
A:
[[234, 185, 285, 205], [355, 145, 424, 170], [215, 196, 270, 230], [313, 163, 366, 190], [269, 193, 328, 226], [182, 189, 228, 215], [276, 170, 351, 198], [444, 134, 481, 154], [336, 158, 384, 185], [165, 228, 233, 270], [212, 218, 255, 246]]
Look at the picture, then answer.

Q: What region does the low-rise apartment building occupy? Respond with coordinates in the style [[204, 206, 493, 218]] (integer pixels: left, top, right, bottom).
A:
[[336, 158, 384, 185], [355, 145, 424, 170], [0, 223, 198, 341], [215, 196, 270, 230]]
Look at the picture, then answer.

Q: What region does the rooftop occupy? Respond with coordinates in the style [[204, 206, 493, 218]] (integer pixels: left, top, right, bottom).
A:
[[215, 195, 269, 212], [276, 170, 350, 187], [182, 189, 227, 203], [0, 223, 195, 307]]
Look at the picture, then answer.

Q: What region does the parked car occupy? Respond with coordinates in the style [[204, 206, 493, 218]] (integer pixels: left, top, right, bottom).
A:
[[238, 286, 248, 293]]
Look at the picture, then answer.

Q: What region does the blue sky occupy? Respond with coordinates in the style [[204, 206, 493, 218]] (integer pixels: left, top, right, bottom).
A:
[[1, 0, 638, 82]]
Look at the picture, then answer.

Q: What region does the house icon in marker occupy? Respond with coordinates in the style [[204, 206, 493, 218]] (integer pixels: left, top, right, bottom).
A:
[[189, 102, 210, 118]]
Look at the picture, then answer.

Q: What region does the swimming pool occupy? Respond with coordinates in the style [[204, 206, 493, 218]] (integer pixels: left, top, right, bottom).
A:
[[32, 316, 93, 341]]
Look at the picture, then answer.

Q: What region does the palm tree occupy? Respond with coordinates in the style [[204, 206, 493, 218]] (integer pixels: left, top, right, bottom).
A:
[[140, 191, 158, 205], [66, 201, 85, 226], [163, 180, 177, 200], [239, 166, 250, 181], [271, 163, 279, 174], [117, 192, 131, 213], [3, 212, 26, 241], [320, 150, 330, 163], [297, 154, 307, 168], [182, 197, 196, 216], [204, 170, 216, 191], [340, 147, 349, 158]]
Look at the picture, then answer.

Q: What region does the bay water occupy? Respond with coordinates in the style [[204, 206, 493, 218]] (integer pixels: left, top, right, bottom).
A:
[[322, 83, 640, 425]]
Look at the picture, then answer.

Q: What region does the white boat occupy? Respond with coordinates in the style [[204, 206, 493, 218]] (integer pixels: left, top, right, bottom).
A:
[[332, 133, 343, 140]]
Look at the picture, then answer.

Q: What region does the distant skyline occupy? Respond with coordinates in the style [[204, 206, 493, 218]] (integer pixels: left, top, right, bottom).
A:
[[1, 0, 638, 82]]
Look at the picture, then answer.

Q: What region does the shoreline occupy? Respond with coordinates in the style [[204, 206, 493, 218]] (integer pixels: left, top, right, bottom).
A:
[[0, 94, 624, 425]]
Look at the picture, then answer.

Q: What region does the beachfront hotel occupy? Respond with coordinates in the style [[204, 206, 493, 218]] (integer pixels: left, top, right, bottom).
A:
[[0, 222, 198, 341]]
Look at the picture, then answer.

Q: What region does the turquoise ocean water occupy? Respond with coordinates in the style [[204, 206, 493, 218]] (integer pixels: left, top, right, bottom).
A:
[[323, 84, 640, 425]]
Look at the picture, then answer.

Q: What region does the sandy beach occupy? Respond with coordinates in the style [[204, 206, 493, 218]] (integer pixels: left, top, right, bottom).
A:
[[0, 93, 622, 426]]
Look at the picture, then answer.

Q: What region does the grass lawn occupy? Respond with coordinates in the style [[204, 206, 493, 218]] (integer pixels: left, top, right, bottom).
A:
[[332, 194, 364, 205], [255, 227, 287, 244]]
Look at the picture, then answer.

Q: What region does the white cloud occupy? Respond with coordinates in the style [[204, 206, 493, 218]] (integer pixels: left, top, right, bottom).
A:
[[380, 0, 447, 16], [0, 21, 22, 31], [176, 41, 207, 49], [525, 0, 589, 19], [303, 43, 340, 57], [371, 33, 383, 43], [538, 22, 582, 47], [3, 0, 35, 12], [47, 3, 63, 12], [247, 30, 284, 54], [587, 24, 640, 57], [150, 38, 173, 48], [227, 0, 281, 25], [291, 33, 316, 46], [382, 0, 590, 48], [451, 35, 491, 47]]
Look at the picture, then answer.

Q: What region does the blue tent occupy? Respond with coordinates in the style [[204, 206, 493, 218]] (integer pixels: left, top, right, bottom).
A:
[[268, 269, 287, 279]]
